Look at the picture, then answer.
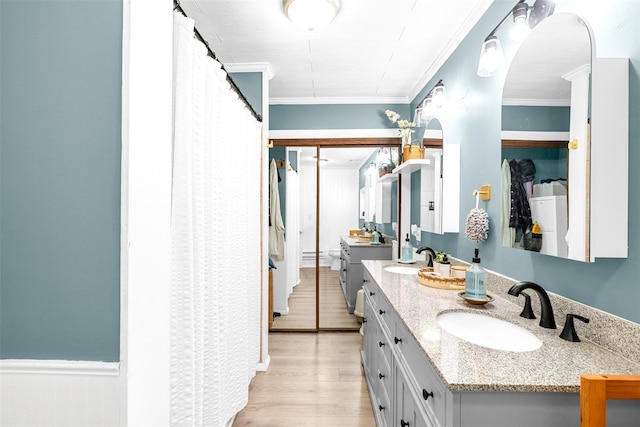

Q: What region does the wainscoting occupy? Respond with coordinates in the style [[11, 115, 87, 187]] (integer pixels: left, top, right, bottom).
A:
[[0, 360, 120, 426]]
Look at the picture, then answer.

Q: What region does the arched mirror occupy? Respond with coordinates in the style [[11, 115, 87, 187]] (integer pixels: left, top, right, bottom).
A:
[[419, 117, 460, 235], [500, 13, 592, 260]]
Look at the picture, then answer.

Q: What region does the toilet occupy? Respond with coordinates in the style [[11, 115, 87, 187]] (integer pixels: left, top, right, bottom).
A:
[[329, 248, 341, 270]]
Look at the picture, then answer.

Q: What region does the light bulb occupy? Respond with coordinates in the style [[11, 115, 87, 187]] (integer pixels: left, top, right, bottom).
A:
[[477, 36, 505, 77], [510, 14, 531, 40], [432, 85, 446, 109]]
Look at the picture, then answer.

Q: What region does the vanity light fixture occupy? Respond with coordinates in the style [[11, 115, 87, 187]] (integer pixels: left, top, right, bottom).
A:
[[510, 2, 530, 41], [283, 0, 341, 32], [416, 80, 446, 125], [477, 0, 555, 77]]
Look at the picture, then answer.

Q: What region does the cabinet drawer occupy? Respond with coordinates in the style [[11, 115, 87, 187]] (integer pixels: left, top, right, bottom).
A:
[[376, 343, 392, 399], [373, 380, 392, 427], [363, 276, 395, 335], [394, 320, 447, 426], [363, 276, 379, 310]]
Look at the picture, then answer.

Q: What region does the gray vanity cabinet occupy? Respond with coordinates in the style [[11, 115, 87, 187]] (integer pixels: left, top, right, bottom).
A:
[[362, 268, 640, 427], [363, 273, 435, 427], [340, 237, 391, 313]]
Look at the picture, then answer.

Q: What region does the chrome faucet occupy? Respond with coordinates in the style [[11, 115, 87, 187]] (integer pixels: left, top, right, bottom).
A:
[[507, 281, 557, 329], [416, 247, 436, 267]]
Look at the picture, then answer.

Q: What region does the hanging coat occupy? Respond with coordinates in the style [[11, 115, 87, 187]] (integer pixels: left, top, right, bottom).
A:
[[501, 159, 516, 247], [269, 159, 286, 260], [509, 159, 532, 234]]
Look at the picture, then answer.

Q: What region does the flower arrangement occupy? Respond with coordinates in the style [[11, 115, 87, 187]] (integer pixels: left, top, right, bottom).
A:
[[385, 109, 415, 146]]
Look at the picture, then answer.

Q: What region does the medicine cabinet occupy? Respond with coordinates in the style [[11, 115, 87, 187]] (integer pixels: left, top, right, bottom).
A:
[[500, 12, 628, 262]]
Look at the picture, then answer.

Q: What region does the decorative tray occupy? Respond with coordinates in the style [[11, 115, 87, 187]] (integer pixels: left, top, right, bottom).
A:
[[417, 268, 465, 290]]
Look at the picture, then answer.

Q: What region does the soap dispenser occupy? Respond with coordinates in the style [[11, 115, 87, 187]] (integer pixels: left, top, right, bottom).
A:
[[372, 227, 380, 244], [401, 233, 413, 263], [465, 248, 487, 300]]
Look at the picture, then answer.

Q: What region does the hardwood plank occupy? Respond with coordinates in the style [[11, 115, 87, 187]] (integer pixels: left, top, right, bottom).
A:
[[270, 267, 361, 331], [233, 332, 374, 426]]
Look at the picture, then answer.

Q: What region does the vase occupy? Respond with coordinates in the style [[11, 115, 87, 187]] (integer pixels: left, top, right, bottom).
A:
[[401, 129, 422, 162]]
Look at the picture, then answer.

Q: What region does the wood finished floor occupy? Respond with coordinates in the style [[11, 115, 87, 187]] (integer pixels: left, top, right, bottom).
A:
[[270, 267, 361, 330], [233, 332, 375, 426]]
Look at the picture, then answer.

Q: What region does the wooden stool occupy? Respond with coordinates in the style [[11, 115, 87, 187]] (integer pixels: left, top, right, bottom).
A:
[[580, 374, 640, 426]]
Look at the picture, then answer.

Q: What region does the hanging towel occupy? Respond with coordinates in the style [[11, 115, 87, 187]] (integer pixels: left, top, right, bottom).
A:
[[269, 159, 286, 260]]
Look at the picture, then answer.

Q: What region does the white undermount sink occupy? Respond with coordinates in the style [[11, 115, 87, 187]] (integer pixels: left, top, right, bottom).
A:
[[384, 265, 420, 275], [436, 311, 542, 352]]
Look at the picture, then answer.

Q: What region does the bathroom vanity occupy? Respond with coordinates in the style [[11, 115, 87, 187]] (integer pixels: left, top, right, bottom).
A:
[[362, 260, 640, 427], [339, 236, 391, 313]]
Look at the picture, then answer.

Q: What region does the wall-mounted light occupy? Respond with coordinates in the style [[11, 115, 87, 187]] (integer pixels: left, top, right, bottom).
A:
[[510, 2, 530, 41], [416, 80, 446, 125], [283, 0, 341, 32], [477, 0, 555, 77]]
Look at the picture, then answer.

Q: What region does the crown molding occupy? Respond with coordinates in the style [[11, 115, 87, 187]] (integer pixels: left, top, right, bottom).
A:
[[502, 98, 570, 107], [269, 96, 409, 105], [225, 62, 274, 80]]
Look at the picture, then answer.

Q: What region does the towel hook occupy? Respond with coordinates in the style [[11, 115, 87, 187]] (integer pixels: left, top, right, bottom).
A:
[[472, 185, 491, 202]]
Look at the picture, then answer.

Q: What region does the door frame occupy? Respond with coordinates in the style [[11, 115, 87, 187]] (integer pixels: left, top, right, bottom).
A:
[[270, 134, 401, 331]]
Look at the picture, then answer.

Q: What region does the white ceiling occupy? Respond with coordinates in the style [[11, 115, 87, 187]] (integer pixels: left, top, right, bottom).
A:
[[179, 0, 495, 104], [297, 146, 378, 169]]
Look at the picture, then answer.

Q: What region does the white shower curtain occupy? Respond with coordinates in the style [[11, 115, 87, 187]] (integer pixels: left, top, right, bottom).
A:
[[171, 12, 262, 427]]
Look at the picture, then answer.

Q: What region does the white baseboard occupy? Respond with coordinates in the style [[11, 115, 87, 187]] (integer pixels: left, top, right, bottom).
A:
[[0, 359, 121, 426], [0, 359, 120, 375], [256, 354, 271, 372]]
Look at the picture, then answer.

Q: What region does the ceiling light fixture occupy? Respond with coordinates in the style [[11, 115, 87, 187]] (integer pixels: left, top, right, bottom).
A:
[[477, 0, 555, 77], [283, 0, 341, 32]]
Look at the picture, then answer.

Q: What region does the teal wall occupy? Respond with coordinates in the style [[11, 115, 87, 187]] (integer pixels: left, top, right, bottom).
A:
[[502, 106, 570, 131], [273, 0, 640, 323], [0, 1, 122, 361], [411, 0, 640, 323], [271, 104, 410, 130], [229, 72, 263, 116]]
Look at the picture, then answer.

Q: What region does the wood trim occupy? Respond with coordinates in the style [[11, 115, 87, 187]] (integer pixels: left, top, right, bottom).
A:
[[580, 374, 640, 427], [424, 138, 443, 148], [271, 137, 446, 148], [501, 139, 568, 148]]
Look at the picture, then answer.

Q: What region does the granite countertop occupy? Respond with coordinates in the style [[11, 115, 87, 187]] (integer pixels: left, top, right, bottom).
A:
[[341, 235, 392, 247], [363, 259, 640, 393]]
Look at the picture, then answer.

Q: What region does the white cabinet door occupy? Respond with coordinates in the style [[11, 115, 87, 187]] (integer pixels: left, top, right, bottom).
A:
[[563, 65, 590, 262]]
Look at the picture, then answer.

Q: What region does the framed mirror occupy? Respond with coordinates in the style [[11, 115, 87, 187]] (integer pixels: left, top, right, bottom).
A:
[[500, 13, 592, 260]]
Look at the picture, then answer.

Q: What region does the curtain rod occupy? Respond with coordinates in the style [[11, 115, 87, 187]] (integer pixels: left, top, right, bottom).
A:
[[173, 1, 263, 123]]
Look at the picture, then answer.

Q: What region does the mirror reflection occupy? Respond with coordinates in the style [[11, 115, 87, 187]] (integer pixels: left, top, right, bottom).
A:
[[269, 145, 396, 331], [420, 118, 444, 234], [319, 147, 380, 330], [501, 13, 591, 259], [269, 146, 316, 330]]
